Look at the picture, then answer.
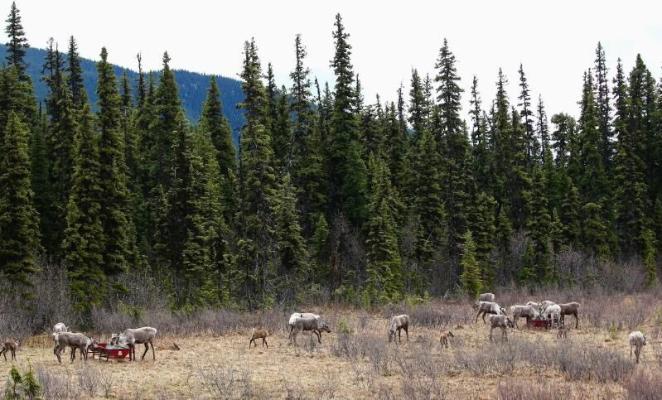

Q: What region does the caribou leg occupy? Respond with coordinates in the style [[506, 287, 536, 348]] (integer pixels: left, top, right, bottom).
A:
[[54, 345, 61, 364], [141, 343, 149, 360]]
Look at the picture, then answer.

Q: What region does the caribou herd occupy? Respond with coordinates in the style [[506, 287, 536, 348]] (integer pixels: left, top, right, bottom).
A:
[[0, 292, 650, 366]]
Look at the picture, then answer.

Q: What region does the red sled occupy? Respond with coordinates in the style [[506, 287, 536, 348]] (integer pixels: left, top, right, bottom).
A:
[[527, 318, 551, 330], [88, 343, 130, 361]]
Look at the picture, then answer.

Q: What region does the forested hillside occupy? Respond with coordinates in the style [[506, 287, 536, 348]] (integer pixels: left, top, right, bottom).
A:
[[0, 43, 245, 136], [0, 2, 660, 324]]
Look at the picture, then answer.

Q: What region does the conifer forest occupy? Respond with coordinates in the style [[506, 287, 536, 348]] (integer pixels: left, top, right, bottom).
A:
[[1, 1, 661, 328]]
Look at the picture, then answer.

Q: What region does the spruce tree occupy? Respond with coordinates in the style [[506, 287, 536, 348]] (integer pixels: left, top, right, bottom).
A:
[[469, 191, 496, 286], [4, 2, 29, 80], [526, 167, 553, 283], [559, 176, 581, 248], [96, 48, 131, 277], [42, 50, 78, 259], [551, 113, 576, 169], [365, 156, 402, 303], [594, 42, 613, 175], [459, 231, 482, 298], [329, 14, 368, 225], [273, 174, 310, 302], [172, 120, 223, 307], [63, 105, 106, 318], [613, 57, 651, 256], [236, 39, 279, 308], [199, 77, 237, 225], [536, 96, 550, 162], [408, 69, 429, 141], [469, 76, 491, 191], [412, 129, 446, 290], [67, 36, 88, 109], [575, 70, 608, 204], [0, 112, 40, 287], [581, 202, 610, 259], [518, 64, 539, 168], [434, 39, 471, 279]]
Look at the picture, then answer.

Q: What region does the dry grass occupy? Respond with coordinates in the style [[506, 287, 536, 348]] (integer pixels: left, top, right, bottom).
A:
[[1, 294, 661, 399]]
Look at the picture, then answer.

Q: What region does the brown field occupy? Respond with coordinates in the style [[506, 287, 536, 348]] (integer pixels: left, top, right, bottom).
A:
[[2, 293, 662, 399]]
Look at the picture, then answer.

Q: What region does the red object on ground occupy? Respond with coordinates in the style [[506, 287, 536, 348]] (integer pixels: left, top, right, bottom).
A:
[[527, 318, 551, 330], [89, 343, 130, 361]]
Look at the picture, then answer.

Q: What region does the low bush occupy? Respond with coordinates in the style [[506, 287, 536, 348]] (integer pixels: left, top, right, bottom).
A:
[[198, 365, 255, 400], [623, 370, 662, 400]]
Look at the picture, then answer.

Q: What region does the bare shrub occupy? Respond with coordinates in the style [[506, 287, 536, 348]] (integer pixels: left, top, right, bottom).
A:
[[624, 370, 662, 400], [37, 367, 80, 400], [77, 366, 101, 397], [393, 347, 445, 399], [284, 384, 307, 400], [198, 365, 254, 400], [97, 370, 114, 398], [557, 344, 633, 382], [407, 304, 452, 328], [497, 379, 568, 400]]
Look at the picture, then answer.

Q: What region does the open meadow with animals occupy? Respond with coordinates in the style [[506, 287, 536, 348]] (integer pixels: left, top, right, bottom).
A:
[[2, 290, 662, 399]]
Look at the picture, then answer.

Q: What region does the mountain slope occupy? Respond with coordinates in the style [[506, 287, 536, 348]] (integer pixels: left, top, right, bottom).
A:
[[0, 45, 245, 139]]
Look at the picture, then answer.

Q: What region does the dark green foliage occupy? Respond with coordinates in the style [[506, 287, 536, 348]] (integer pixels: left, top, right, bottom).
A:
[[434, 39, 463, 138], [96, 48, 131, 277], [594, 42, 613, 175], [459, 231, 482, 298], [613, 58, 652, 256], [581, 202, 611, 259], [408, 69, 430, 140], [575, 71, 608, 204], [517, 64, 539, 168], [551, 113, 576, 169], [67, 36, 87, 109], [4, 2, 28, 80], [236, 39, 279, 308], [273, 174, 310, 302], [63, 105, 106, 317], [0, 12, 660, 309], [525, 167, 553, 283], [411, 129, 446, 271], [199, 77, 237, 224], [0, 112, 40, 288], [469, 192, 496, 287], [364, 156, 402, 303], [329, 14, 368, 225]]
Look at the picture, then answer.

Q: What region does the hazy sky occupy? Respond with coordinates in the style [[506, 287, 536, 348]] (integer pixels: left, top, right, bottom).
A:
[[10, 0, 662, 119]]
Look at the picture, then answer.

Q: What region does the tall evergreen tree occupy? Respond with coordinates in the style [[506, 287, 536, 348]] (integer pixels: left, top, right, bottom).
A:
[[199, 77, 237, 225], [551, 113, 576, 169], [518, 64, 539, 168], [96, 48, 131, 277], [434, 39, 471, 279], [63, 106, 106, 318], [411, 129, 446, 292], [459, 231, 482, 298], [525, 167, 553, 283], [364, 156, 402, 303], [575, 70, 608, 204], [408, 69, 429, 141], [328, 14, 368, 225], [594, 42, 613, 175], [0, 112, 40, 287], [4, 2, 29, 80], [236, 39, 279, 308], [66, 36, 87, 109], [613, 58, 651, 256], [273, 174, 310, 302]]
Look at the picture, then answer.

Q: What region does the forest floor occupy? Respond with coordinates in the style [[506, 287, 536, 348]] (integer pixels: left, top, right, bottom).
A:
[[2, 295, 662, 399]]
